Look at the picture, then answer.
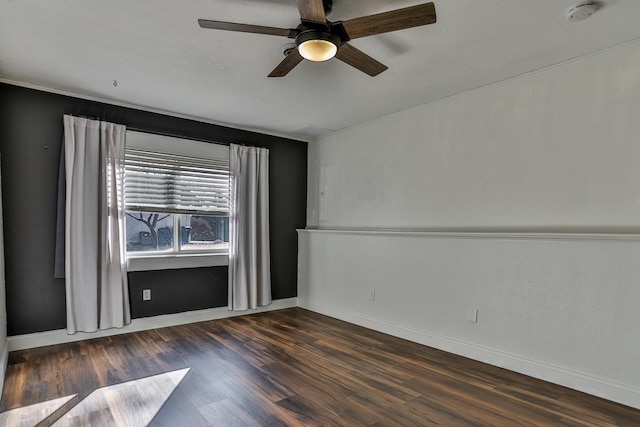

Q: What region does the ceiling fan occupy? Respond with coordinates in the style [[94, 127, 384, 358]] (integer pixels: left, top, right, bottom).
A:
[[198, 0, 437, 77]]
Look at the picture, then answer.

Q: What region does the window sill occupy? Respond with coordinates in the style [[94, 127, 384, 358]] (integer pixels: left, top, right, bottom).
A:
[[127, 253, 229, 272]]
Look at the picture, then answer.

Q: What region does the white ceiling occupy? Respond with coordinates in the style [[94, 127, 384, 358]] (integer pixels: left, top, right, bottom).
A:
[[2, 0, 640, 139]]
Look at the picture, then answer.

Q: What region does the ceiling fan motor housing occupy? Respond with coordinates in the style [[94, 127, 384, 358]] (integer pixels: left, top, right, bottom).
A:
[[293, 20, 350, 43], [323, 0, 333, 15], [295, 30, 340, 49]]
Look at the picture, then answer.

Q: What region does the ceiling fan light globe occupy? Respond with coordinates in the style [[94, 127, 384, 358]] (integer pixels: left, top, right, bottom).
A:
[[295, 30, 341, 62], [298, 39, 338, 62]]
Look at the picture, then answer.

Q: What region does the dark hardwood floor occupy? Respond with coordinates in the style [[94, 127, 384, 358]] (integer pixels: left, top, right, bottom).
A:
[[1, 308, 639, 426]]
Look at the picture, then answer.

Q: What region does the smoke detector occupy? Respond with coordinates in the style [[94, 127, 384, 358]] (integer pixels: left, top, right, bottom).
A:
[[567, 2, 598, 22]]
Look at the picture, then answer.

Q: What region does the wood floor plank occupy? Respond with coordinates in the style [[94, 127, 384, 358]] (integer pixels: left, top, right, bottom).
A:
[[197, 398, 261, 427], [1, 308, 639, 426], [148, 385, 210, 427]]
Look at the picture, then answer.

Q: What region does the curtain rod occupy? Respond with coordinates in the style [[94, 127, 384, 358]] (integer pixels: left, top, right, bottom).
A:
[[126, 128, 232, 146], [65, 113, 103, 121], [126, 128, 260, 148], [64, 114, 257, 148]]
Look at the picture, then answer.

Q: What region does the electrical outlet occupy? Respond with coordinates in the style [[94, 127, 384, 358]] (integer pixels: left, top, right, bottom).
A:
[[143, 289, 151, 301], [467, 309, 478, 323], [369, 290, 376, 301]]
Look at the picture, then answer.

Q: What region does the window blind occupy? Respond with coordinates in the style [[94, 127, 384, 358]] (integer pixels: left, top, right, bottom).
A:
[[124, 148, 229, 215]]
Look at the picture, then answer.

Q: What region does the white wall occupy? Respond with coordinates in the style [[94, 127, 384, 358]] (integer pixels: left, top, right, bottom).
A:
[[301, 40, 640, 409], [307, 41, 640, 231]]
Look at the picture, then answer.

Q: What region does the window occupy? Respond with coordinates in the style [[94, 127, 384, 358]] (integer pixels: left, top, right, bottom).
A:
[[123, 131, 230, 267], [124, 213, 229, 253]]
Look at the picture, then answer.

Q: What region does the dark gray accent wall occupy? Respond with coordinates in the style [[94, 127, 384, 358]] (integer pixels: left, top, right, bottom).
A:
[[128, 268, 229, 318], [0, 83, 307, 335]]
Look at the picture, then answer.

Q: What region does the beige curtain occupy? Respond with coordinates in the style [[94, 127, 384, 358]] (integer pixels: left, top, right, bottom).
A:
[[64, 115, 130, 333], [228, 144, 271, 310]]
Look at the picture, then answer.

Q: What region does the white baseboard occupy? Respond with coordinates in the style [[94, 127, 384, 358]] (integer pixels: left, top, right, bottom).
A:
[[298, 298, 640, 410], [0, 343, 7, 398], [8, 298, 297, 352]]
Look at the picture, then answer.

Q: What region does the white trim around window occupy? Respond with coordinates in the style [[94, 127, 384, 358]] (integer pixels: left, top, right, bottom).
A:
[[126, 131, 230, 161], [127, 253, 229, 272]]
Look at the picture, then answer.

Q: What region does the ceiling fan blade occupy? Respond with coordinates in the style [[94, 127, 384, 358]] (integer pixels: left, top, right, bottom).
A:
[[335, 43, 388, 77], [342, 2, 436, 39], [296, 0, 326, 23], [198, 19, 292, 37], [268, 49, 304, 77]]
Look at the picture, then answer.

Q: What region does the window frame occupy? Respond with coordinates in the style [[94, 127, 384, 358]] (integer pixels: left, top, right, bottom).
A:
[[123, 131, 230, 271]]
